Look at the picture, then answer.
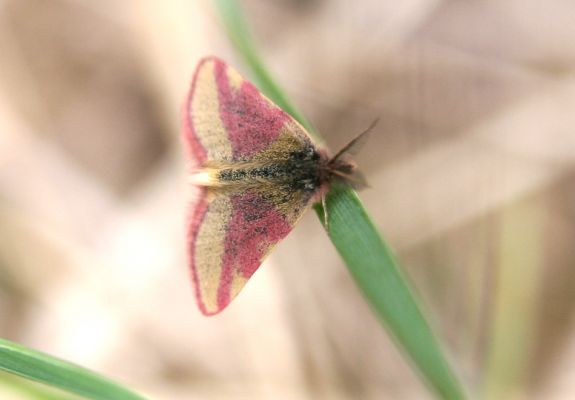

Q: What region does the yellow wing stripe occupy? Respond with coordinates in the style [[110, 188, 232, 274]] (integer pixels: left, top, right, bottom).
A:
[[191, 59, 233, 161], [194, 194, 232, 314]]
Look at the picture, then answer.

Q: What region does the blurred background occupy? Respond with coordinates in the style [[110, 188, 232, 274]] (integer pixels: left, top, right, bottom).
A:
[[1, 0, 575, 399]]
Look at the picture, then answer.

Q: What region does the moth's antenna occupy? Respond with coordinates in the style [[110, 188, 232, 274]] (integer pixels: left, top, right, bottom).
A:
[[331, 118, 379, 162]]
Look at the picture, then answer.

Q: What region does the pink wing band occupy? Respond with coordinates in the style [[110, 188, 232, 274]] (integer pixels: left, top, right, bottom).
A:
[[213, 58, 290, 159], [217, 191, 292, 308]]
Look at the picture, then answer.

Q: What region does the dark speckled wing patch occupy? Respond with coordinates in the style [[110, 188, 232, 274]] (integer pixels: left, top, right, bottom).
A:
[[183, 56, 327, 315]]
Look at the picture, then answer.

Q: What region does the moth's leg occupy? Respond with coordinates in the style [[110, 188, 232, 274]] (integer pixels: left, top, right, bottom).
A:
[[321, 195, 329, 229]]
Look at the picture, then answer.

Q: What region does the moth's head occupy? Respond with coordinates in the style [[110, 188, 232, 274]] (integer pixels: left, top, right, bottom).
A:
[[326, 156, 368, 189], [324, 119, 377, 189]]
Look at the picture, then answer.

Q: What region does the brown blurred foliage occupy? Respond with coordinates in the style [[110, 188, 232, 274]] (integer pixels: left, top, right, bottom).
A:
[[1, 1, 575, 399]]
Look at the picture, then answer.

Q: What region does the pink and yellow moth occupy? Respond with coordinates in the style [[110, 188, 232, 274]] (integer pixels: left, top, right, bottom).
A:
[[183, 56, 369, 315]]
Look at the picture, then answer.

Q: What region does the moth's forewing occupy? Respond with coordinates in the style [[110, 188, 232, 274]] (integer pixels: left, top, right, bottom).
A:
[[184, 57, 325, 315]]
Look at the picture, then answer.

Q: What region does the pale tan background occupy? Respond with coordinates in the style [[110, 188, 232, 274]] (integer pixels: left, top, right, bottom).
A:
[[1, 1, 575, 399]]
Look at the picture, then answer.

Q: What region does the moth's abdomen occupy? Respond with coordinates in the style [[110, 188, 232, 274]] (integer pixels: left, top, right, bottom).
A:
[[215, 160, 322, 192]]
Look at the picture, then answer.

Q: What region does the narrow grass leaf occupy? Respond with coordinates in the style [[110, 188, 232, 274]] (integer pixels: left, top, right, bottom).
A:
[[0, 339, 146, 400], [320, 183, 465, 399]]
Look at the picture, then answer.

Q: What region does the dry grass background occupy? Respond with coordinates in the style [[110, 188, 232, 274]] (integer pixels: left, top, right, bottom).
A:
[[1, 0, 575, 399]]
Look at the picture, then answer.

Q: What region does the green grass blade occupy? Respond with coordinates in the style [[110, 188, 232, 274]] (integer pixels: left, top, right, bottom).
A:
[[0, 339, 146, 400], [211, 1, 467, 398], [319, 184, 465, 398], [0, 371, 77, 400]]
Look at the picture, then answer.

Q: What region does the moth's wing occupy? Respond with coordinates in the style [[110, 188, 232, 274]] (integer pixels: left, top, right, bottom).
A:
[[183, 56, 323, 315], [183, 56, 318, 165], [188, 187, 315, 315]]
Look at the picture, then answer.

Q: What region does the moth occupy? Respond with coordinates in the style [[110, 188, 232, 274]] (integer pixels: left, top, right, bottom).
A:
[[183, 56, 372, 315]]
